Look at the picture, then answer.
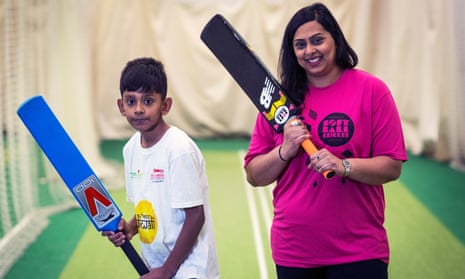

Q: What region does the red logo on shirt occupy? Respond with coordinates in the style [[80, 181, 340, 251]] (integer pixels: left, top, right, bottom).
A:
[[150, 168, 165, 182]]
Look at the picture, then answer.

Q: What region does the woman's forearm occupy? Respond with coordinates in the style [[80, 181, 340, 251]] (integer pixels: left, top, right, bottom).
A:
[[246, 146, 289, 186]]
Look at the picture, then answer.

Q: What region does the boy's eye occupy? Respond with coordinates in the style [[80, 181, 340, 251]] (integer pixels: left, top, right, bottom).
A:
[[144, 98, 154, 105], [126, 98, 135, 105]]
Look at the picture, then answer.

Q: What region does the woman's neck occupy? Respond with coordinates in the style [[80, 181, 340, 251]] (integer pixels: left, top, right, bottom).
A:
[[307, 67, 343, 88]]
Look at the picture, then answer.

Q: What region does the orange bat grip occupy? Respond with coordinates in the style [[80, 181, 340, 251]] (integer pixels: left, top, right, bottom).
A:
[[301, 139, 335, 179]]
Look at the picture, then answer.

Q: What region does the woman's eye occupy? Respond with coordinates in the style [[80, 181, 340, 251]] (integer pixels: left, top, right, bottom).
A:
[[310, 36, 324, 45], [294, 41, 306, 49]]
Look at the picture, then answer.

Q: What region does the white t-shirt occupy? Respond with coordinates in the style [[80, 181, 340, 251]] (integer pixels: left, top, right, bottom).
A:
[[123, 126, 219, 278]]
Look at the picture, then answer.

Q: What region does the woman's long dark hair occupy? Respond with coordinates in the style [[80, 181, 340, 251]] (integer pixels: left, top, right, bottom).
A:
[[279, 3, 358, 106]]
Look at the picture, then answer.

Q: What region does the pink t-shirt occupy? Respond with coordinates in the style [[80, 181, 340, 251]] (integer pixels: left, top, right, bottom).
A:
[[244, 69, 408, 268]]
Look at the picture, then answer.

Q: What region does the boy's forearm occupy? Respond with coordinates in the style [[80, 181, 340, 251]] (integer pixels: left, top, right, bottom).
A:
[[162, 206, 205, 277]]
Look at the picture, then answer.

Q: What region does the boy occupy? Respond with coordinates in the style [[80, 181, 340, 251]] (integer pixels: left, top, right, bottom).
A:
[[102, 57, 219, 279]]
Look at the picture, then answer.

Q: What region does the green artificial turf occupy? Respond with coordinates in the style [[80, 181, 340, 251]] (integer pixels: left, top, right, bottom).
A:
[[4, 209, 88, 279], [399, 152, 465, 245], [385, 181, 465, 278], [5, 142, 465, 279]]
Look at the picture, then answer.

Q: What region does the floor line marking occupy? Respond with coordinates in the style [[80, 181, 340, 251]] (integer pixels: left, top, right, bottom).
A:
[[238, 150, 268, 279]]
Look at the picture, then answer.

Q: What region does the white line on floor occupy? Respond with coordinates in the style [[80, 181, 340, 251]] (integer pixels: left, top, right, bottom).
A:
[[238, 150, 269, 279]]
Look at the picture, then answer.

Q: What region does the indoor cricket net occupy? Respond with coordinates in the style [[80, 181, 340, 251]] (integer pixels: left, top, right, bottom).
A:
[[0, 0, 75, 276]]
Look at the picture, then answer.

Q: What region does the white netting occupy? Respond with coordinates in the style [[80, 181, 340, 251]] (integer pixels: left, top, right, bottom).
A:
[[450, 0, 465, 171], [0, 0, 75, 276]]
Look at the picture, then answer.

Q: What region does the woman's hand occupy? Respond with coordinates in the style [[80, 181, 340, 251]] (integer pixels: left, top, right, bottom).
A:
[[308, 148, 341, 176], [309, 152, 403, 185], [280, 117, 310, 161]]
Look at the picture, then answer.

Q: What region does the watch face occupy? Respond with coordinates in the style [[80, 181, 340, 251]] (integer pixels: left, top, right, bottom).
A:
[[342, 159, 351, 177]]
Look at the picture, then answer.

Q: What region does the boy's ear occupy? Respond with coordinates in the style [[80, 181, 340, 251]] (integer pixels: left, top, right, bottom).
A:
[[117, 98, 125, 115], [162, 97, 173, 115]]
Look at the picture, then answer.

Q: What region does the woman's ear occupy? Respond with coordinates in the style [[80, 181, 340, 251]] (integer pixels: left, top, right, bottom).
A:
[[117, 98, 125, 115], [162, 97, 173, 116]]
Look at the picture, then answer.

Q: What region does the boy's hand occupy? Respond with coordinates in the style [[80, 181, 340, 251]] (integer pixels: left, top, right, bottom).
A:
[[102, 218, 135, 246]]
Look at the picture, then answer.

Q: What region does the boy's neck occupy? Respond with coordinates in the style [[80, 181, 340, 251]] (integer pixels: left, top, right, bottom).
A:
[[140, 121, 170, 148]]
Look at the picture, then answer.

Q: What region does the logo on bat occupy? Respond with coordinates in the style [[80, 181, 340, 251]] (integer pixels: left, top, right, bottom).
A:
[[73, 175, 120, 228], [260, 77, 274, 109], [260, 77, 293, 127]]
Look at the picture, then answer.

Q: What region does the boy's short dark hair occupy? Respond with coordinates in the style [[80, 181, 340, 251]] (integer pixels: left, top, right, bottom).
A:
[[119, 57, 167, 99]]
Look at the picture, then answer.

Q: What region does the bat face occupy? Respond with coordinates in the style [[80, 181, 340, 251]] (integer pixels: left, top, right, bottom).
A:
[[201, 14, 298, 133], [16, 96, 122, 232]]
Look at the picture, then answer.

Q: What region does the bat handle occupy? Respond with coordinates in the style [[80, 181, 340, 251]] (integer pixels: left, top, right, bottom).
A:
[[120, 240, 150, 275], [301, 139, 335, 179]]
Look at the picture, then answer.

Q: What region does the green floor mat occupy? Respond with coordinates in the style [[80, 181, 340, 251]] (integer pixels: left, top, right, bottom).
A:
[[4, 208, 88, 279], [5, 143, 465, 279], [56, 153, 465, 279], [385, 181, 465, 278], [400, 153, 465, 245]]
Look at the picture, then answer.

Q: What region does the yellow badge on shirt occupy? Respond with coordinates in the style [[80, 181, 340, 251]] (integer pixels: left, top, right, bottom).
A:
[[135, 200, 158, 244]]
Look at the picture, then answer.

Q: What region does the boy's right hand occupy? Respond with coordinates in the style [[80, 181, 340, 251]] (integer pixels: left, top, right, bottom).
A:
[[102, 218, 134, 247]]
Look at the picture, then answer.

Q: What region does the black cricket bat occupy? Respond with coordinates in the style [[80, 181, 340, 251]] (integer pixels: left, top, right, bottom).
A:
[[17, 96, 150, 275], [200, 14, 335, 179]]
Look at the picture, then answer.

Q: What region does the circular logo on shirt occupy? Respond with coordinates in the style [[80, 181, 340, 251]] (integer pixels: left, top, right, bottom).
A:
[[318, 113, 354, 146], [135, 200, 158, 244]]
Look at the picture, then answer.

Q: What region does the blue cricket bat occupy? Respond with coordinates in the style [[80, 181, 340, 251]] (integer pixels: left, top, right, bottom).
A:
[[17, 95, 150, 275]]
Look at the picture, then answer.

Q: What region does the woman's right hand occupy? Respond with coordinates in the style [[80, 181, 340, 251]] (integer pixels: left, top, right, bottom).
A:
[[280, 117, 311, 161]]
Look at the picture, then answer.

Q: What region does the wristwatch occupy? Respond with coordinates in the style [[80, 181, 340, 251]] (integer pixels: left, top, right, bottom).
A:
[[342, 159, 351, 177]]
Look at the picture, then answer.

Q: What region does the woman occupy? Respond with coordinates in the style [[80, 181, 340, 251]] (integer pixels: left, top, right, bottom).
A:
[[244, 3, 407, 279]]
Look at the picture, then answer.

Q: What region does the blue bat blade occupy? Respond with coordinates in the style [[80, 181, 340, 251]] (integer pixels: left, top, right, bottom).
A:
[[17, 95, 150, 275], [17, 95, 121, 232]]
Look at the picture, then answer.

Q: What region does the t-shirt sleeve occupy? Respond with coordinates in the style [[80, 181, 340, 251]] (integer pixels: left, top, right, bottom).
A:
[[244, 113, 281, 168], [371, 82, 408, 161], [170, 149, 205, 209]]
